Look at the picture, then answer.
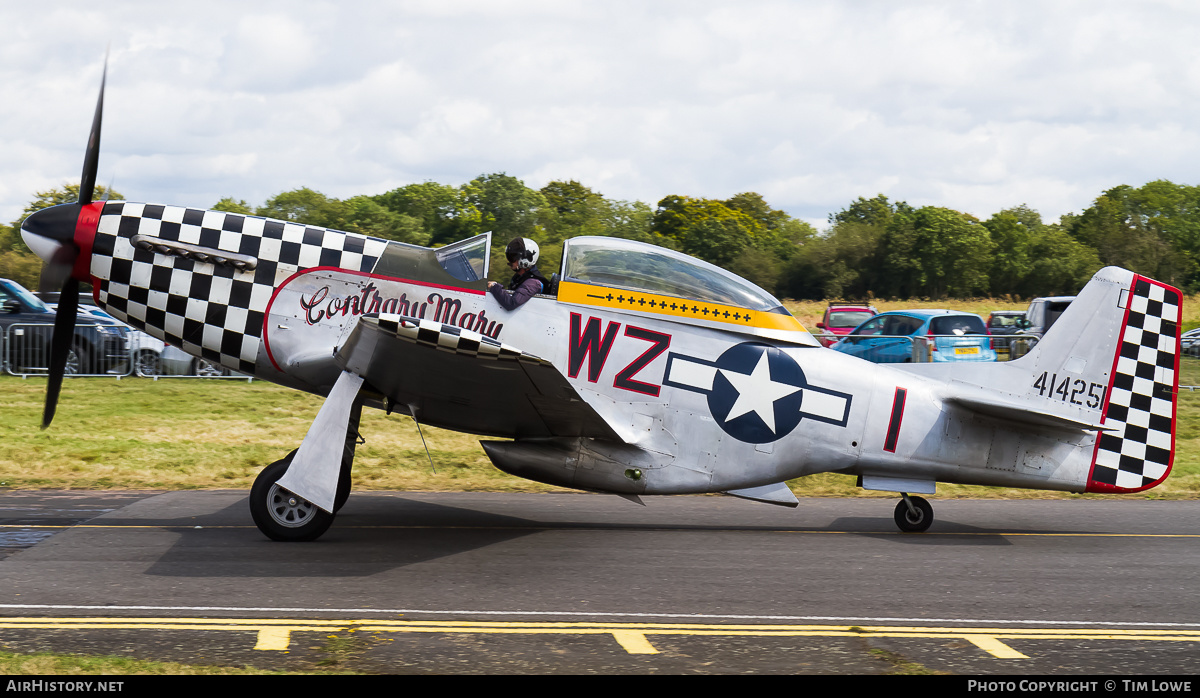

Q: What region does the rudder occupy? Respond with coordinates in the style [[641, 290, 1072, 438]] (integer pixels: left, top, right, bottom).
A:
[[1087, 275, 1181, 492]]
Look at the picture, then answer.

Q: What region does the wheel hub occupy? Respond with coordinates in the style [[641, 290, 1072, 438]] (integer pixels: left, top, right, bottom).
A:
[[267, 483, 316, 528]]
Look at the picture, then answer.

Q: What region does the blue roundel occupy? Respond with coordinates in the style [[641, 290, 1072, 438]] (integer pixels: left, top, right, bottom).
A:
[[707, 343, 807, 443]]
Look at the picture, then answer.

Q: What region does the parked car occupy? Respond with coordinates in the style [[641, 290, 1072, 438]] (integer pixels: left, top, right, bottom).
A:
[[1, 278, 128, 374], [832, 310, 997, 363], [1022, 296, 1074, 338], [814, 303, 877, 347], [1181, 328, 1200, 358], [986, 310, 1027, 352], [69, 305, 230, 377]]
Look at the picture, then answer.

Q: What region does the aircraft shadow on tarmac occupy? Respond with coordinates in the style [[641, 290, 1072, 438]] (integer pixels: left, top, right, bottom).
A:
[[131, 496, 555, 578], [829, 517, 1018, 545], [122, 494, 1124, 578]]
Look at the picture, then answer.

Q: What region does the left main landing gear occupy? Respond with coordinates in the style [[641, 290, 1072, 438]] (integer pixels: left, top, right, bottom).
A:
[[249, 451, 336, 542], [249, 398, 363, 542], [893, 494, 933, 533]]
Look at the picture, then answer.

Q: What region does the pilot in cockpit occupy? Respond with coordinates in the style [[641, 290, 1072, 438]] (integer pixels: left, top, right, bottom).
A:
[[488, 237, 553, 310]]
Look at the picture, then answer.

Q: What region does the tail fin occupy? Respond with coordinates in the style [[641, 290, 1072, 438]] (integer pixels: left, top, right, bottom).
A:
[[1014, 267, 1181, 492]]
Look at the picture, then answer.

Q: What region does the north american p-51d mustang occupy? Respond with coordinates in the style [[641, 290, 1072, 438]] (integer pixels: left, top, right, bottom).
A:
[[21, 66, 1181, 540]]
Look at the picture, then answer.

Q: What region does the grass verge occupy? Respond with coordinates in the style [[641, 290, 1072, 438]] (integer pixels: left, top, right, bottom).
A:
[[0, 650, 337, 675]]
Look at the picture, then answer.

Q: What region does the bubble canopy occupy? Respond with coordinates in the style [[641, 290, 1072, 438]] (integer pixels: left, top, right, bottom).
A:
[[561, 236, 789, 314]]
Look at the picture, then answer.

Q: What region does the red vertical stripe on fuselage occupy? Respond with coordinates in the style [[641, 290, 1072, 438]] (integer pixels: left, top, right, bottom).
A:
[[884, 387, 907, 453]]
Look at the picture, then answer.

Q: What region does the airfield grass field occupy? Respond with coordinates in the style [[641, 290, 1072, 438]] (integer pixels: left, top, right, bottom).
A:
[[0, 356, 1198, 499]]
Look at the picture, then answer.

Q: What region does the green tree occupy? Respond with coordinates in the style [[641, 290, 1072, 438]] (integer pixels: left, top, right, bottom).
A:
[[983, 206, 1040, 296], [18, 184, 125, 219], [1025, 224, 1102, 296], [1067, 182, 1195, 287], [373, 181, 480, 246], [462, 173, 549, 242], [651, 195, 762, 267], [212, 197, 253, 215], [540, 180, 608, 241], [782, 195, 899, 300], [880, 206, 993, 298], [831, 194, 897, 227], [599, 199, 659, 245], [342, 196, 427, 245], [256, 188, 348, 229]]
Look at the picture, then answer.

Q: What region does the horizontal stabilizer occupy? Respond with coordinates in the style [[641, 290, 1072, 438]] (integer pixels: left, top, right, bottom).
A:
[[945, 393, 1112, 433]]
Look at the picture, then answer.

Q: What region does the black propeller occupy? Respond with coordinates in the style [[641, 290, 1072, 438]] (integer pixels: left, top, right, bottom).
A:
[[22, 59, 106, 429]]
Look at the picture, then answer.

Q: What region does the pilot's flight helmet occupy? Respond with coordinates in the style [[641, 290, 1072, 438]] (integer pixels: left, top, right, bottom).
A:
[[505, 237, 540, 270]]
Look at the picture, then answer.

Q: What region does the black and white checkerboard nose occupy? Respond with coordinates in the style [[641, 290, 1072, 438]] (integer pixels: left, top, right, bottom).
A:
[[1089, 277, 1181, 492], [91, 202, 388, 375]]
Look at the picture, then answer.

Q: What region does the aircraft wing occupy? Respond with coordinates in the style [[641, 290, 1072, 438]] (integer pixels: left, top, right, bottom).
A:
[[335, 314, 623, 441]]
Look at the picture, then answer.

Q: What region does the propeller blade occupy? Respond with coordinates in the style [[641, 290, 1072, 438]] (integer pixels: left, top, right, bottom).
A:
[[35, 236, 79, 293], [78, 57, 106, 206], [43, 276, 81, 429], [33, 54, 107, 428]]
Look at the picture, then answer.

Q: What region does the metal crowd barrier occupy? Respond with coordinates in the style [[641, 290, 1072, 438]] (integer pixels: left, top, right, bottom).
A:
[[815, 333, 1040, 362], [2, 323, 250, 380], [4, 322, 132, 378]]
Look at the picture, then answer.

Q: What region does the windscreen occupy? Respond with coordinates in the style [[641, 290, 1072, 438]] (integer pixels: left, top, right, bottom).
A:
[[563, 237, 786, 313], [0, 280, 48, 312], [930, 315, 987, 335], [435, 233, 490, 282], [828, 310, 874, 328]]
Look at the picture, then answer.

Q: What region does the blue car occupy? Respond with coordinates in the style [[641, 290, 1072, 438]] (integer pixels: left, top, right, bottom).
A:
[[831, 310, 997, 363]]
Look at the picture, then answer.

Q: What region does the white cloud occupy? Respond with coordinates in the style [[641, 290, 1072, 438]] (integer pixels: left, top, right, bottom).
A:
[[3, 0, 1200, 232]]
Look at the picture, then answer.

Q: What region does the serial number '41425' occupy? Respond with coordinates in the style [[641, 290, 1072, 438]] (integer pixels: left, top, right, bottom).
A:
[[1033, 371, 1106, 409]]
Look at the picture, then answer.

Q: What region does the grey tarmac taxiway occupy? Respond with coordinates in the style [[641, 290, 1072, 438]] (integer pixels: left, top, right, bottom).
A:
[[1, 490, 1199, 674]]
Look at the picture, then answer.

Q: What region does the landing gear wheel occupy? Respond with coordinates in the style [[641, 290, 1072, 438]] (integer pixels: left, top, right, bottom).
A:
[[334, 461, 351, 513], [249, 451, 335, 541], [893, 495, 933, 533]]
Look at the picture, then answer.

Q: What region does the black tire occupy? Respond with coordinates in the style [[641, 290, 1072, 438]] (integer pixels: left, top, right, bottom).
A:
[[192, 358, 229, 377], [249, 451, 335, 542], [65, 344, 89, 375], [893, 496, 933, 533], [134, 349, 161, 377], [335, 460, 352, 513]]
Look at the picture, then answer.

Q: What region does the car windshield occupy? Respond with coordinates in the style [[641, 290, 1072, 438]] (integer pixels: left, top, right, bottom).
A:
[[0, 280, 48, 313], [988, 314, 1022, 328], [828, 310, 874, 328], [930, 315, 987, 335], [562, 237, 787, 312]]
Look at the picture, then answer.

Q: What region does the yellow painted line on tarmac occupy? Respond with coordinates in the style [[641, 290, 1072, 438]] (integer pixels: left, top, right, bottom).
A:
[[4, 617, 1200, 659], [964, 635, 1030, 659]]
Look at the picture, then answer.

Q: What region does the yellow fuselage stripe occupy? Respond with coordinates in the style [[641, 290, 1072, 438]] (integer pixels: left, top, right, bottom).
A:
[[556, 280, 807, 334]]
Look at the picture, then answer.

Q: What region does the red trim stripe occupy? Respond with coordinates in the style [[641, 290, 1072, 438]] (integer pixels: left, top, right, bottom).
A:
[[884, 387, 907, 453]]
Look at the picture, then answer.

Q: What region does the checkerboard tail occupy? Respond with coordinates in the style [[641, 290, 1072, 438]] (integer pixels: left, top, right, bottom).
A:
[[999, 268, 1180, 492], [1086, 274, 1181, 492]]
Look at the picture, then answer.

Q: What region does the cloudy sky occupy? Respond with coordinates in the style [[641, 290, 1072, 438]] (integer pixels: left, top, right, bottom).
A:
[[2, 0, 1198, 229]]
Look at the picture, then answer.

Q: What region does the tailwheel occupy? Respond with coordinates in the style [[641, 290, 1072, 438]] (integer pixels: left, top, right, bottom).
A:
[[249, 450, 335, 542], [893, 494, 933, 533]]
